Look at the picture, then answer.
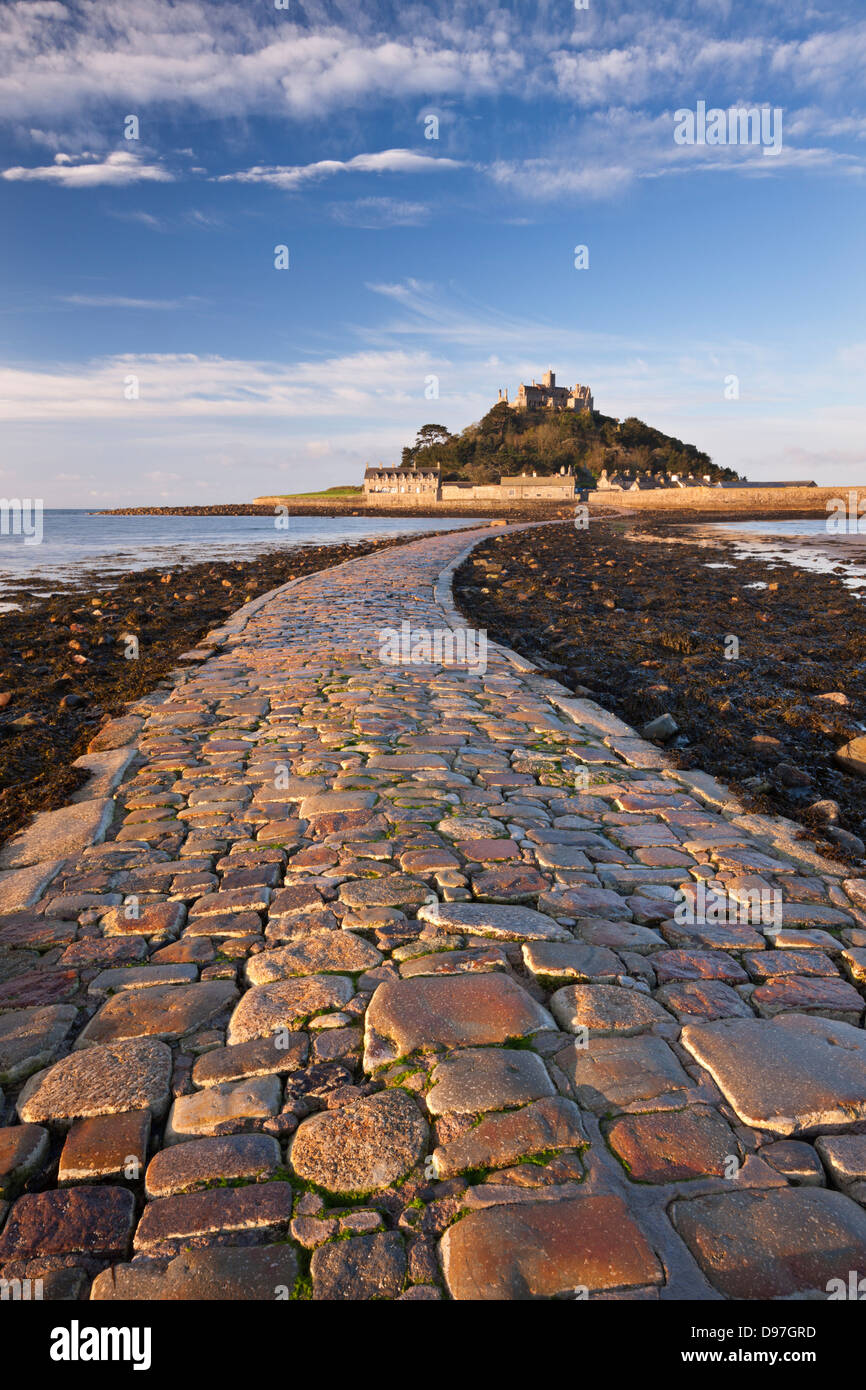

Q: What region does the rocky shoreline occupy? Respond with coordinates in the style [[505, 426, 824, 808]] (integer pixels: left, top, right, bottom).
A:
[[454, 518, 866, 867], [0, 534, 436, 849], [95, 503, 574, 520]]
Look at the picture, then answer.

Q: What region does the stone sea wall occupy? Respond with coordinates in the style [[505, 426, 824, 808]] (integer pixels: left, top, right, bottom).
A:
[[588, 484, 866, 513], [254, 485, 866, 518]]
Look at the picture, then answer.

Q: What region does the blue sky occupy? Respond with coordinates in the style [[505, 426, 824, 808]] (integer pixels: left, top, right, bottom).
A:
[[1, 0, 865, 504]]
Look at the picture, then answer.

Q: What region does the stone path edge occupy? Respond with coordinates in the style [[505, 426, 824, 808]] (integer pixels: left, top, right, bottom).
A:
[[0, 533, 490, 904], [0, 518, 852, 920], [437, 523, 848, 882]]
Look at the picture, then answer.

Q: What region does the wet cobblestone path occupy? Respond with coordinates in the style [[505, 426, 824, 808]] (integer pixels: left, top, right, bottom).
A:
[[2, 524, 866, 1300]]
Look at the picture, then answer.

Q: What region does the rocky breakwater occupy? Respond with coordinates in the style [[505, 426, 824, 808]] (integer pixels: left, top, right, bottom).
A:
[[0, 524, 865, 1301]]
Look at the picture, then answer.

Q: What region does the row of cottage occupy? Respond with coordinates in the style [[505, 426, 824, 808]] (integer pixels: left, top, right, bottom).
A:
[[362, 465, 578, 503], [361, 463, 816, 504]]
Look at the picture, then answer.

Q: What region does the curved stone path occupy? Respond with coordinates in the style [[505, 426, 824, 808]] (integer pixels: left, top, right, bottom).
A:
[[1, 523, 866, 1301]]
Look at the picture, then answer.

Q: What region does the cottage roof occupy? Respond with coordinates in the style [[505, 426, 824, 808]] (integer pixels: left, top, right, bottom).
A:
[[364, 465, 440, 479], [499, 473, 574, 486], [720, 480, 816, 488]]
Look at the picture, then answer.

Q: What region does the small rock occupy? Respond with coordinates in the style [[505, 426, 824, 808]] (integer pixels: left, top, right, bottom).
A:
[[836, 736, 866, 779], [0, 1124, 49, 1197], [642, 713, 678, 741], [775, 763, 812, 788], [311, 1231, 407, 1300], [827, 826, 866, 856], [290, 1088, 428, 1195], [58, 1110, 151, 1184]]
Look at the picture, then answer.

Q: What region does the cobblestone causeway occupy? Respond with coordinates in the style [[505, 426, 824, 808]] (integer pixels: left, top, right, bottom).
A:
[[2, 524, 866, 1301]]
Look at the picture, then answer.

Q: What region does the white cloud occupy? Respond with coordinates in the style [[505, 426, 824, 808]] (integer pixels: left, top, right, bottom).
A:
[[0, 349, 460, 423], [0, 3, 862, 210], [487, 158, 633, 200], [1, 150, 173, 186], [0, 0, 861, 133], [0, 5, 526, 122], [484, 99, 866, 201], [218, 149, 464, 190]]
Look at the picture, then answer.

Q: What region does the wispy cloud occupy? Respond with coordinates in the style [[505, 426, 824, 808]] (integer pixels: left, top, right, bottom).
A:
[[1, 6, 863, 206], [1, 0, 860, 137], [329, 197, 431, 228], [60, 294, 196, 309], [218, 149, 464, 190], [107, 209, 165, 230], [0, 4, 527, 122], [2, 151, 173, 187], [487, 158, 633, 200]]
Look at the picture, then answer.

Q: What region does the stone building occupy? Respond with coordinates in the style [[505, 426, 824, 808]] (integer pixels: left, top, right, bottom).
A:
[[498, 470, 576, 500], [361, 461, 577, 506], [498, 369, 593, 413], [363, 465, 441, 499], [595, 468, 715, 491], [593, 469, 816, 492]]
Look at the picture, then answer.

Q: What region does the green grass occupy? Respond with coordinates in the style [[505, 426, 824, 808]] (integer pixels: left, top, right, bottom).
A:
[[271, 486, 364, 499]]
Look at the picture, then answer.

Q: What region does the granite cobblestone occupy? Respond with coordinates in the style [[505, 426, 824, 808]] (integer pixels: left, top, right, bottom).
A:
[[1, 524, 865, 1299]]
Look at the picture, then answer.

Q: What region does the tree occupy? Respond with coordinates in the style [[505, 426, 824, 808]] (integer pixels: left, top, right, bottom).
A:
[[414, 424, 454, 451], [397, 400, 732, 487]]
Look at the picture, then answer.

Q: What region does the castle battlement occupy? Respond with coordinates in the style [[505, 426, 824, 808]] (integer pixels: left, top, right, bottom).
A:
[[498, 368, 593, 414]]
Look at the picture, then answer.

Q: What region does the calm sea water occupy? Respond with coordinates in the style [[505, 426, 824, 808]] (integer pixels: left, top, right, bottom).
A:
[[707, 518, 866, 592], [0, 510, 483, 608]]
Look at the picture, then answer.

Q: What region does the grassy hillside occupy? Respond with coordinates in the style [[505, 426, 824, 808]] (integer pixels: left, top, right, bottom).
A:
[[400, 404, 738, 486]]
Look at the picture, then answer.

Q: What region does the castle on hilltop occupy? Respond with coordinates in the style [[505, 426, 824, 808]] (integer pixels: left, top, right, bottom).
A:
[[357, 367, 817, 508], [498, 369, 593, 413]]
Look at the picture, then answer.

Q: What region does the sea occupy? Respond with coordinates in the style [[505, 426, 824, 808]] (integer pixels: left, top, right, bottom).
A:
[[705, 519, 866, 594], [0, 510, 484, 610], [3, 510, 864, 615]]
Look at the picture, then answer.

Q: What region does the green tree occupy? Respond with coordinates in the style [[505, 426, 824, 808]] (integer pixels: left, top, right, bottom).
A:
[[414, 424, 454, 450]]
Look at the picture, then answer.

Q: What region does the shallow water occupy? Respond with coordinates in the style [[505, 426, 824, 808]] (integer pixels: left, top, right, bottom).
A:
[[703, 519, 866, 593], [0, 510, 482, 603]]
